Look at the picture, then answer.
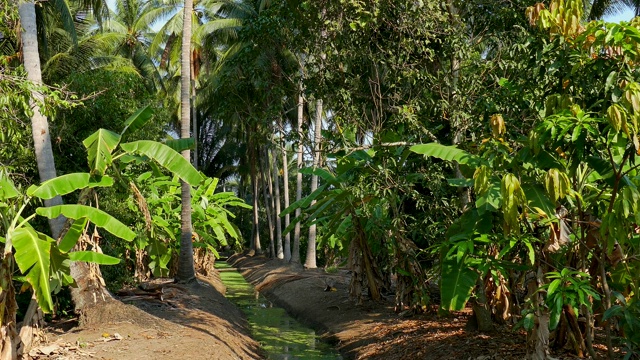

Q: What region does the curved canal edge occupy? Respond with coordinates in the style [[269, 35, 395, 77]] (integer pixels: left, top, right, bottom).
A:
[[215, 261, 343, 360]]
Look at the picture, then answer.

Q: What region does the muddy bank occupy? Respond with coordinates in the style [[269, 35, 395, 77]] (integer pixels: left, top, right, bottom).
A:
[[34, 273, 263, 360], [228, 253, 603, 360]]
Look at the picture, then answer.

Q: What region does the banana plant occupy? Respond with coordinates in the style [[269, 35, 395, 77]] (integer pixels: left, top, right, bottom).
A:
[[0, 170, 133, 315], [191, 177, 251, 256], [128, 172, 250, 277]]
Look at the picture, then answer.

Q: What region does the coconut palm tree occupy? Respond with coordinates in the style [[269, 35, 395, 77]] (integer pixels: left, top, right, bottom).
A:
[[100, 0, 166, 91], [198, 0, 299, 255], [588, 0, 640, 19], [149, 0, 244, 169], [176, 0, 196, 282]]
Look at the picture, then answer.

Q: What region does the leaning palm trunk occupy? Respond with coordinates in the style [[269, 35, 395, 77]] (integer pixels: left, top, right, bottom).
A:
[[304, 99, 323, 269], [19, 1, 65, 236], [292, 92, 304, 263], [14, 2, 66, 356], [271, 147, 284, 259], [177, 0, 196, 283]]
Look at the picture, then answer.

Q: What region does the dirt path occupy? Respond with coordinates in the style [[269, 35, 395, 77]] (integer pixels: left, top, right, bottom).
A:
[[31, 274, 263, 360], [229, 253, 615, 360]]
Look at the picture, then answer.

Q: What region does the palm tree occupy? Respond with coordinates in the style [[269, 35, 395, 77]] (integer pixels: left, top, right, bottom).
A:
[[278, 118, 292, 261], [19, 1, 66, 239], [14, 1, 76, 355], [271, 145, 284, 259], [176, 0, 196, 283], [588, 0, 640, 19], [292, 91, 304, 264], [198, 0, 299, 255], [100, 0, 165, 91], [304, 98, 322, 269]]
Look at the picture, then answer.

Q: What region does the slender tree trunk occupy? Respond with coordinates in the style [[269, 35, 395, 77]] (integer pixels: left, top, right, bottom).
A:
[[280, 118, 291, 262], [304, 99, 323, 269], [271, 146, 284, 259], [16, 3, 66, 355], [19, 0, 65, 236], [191, 81, 198, 170], [250, 139, 262, 255], [266, 150, 276, 256], [260, 149, 275, 257], [177, 0, 196, 283], [292, 92, 304, 263]]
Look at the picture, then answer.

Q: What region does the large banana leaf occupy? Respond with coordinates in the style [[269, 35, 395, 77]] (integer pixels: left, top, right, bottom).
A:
[[69, 251, 120, 265], [120, 105, 153, 136], [202, 177, 219, 197], [59, 217, 89, 253], [410, 143, 483, 167], [50, 247, 75, 294], [120, 141, 203, 186], [27, 173, 113, 200], [83, 129, 122, 175], [36, 205, 135, 241], [12, 227, 54, 313], [440, 254, 478, 311], [0, 172, 20, 199], [165, 138, 195, 153]]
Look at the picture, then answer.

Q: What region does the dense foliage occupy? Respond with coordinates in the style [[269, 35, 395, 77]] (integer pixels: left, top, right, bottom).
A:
[[3, 0, 640, 358]]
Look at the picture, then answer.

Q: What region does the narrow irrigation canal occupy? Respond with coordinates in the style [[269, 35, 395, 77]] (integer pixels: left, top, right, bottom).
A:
[[215, 261, 342, 360]]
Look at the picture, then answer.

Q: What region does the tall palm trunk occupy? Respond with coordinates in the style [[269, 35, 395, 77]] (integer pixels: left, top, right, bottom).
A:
[[177, 0, 196, 283], [260, 150, 275, 257], [304, 99, 322, 269], [19, 1, 65, 236], [191, 49, 199, 170], [191, 81, 198, 170], [271, 146, 284, 259], [250, 137, 262, 254], [14, 3, 66, 356], [279, 118, 291, 261], [292, 92, 304, 263]]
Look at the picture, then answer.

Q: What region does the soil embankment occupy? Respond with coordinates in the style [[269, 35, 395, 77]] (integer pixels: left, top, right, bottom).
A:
[[32, 274, 263, 360], [229, 253, 594, 360]]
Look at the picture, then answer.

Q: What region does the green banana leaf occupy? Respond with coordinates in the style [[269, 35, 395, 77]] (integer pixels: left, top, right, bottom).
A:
[[50, 247, 75, 294], [69, 251, 120, 265], [121, 105, 153, 136], [27, 173, 113, 199], [165, 138, 195, 153], [440, 254, 478, 311], [83, 129, 122, 175], [12, 227, 54, 313], [59, 217, 89, 253], [120, 141, 203, 186], [410, 143, 483, 167], [36, 205, 135, 241], [0, 172, 20, 199]]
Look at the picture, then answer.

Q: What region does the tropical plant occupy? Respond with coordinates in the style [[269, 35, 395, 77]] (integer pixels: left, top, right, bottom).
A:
[[410, 2, 640, 357], [0, 170, 133, 358]]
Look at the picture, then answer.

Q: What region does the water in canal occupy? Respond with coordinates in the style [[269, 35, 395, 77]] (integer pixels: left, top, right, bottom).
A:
[[215, 261, 342, 360]]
